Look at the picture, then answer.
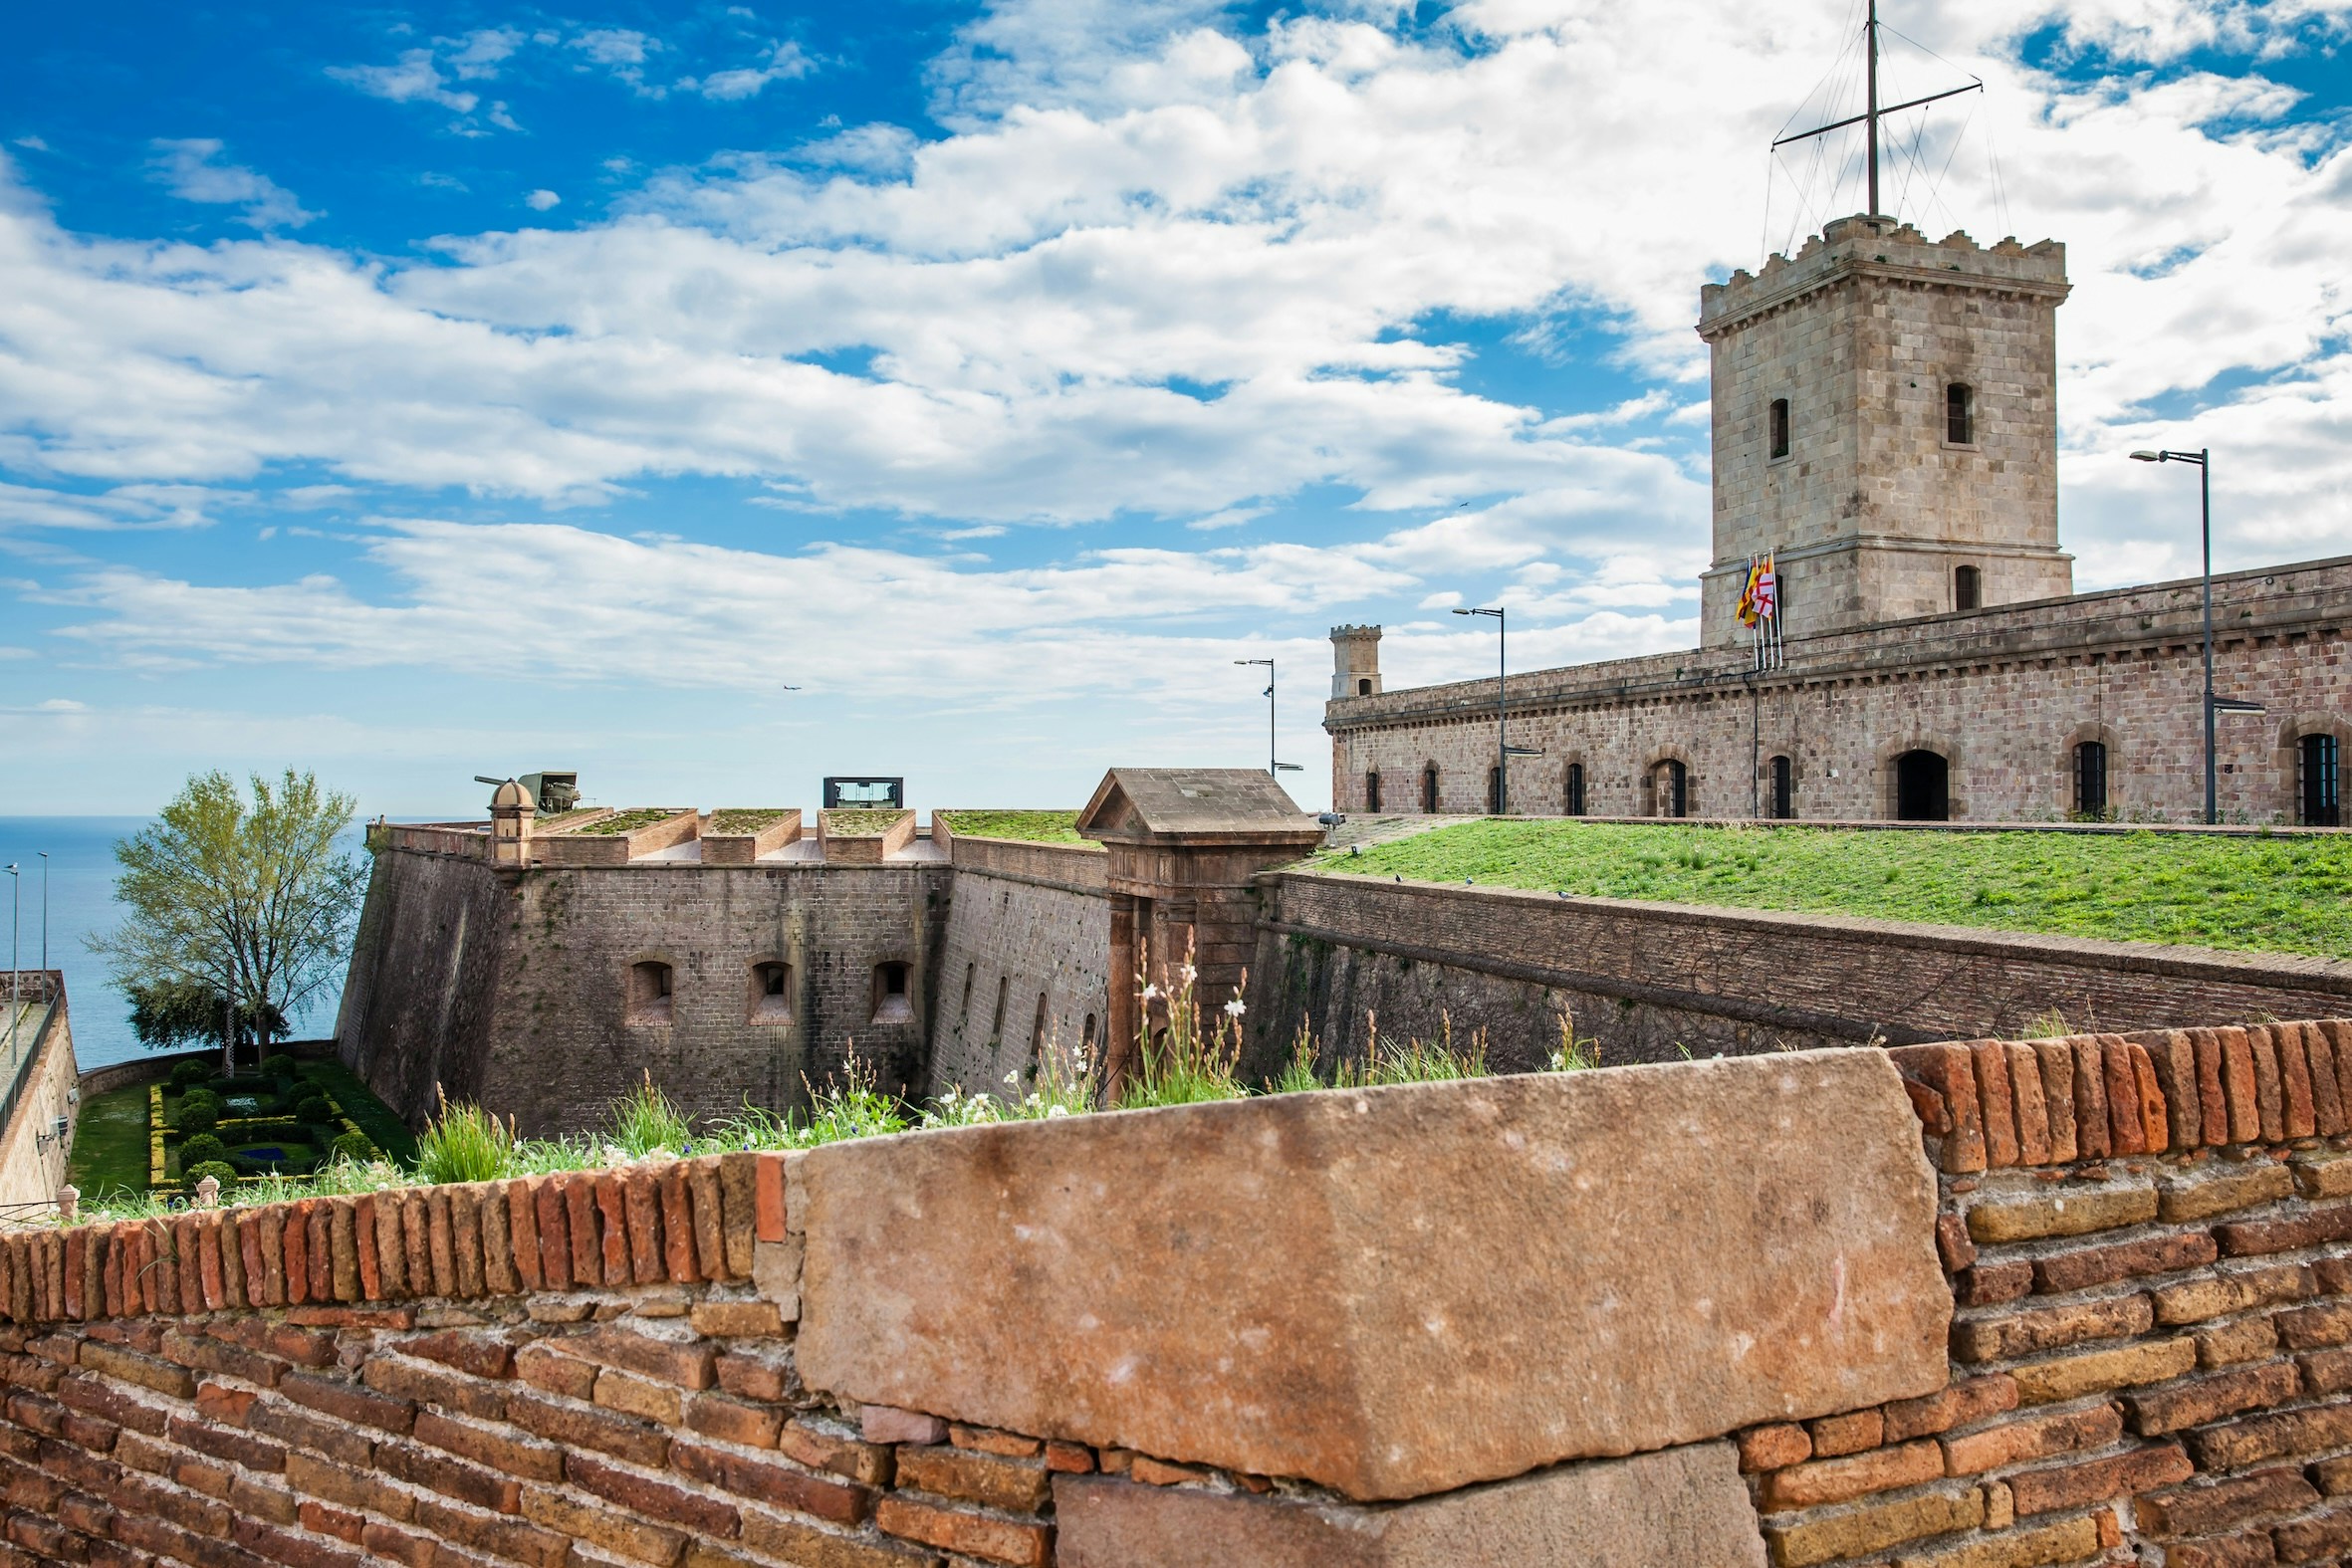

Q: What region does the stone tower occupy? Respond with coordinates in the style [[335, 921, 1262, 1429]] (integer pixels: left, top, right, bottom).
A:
[[1695, 215, 2074, 646], [1330, 624, 1382, 700]]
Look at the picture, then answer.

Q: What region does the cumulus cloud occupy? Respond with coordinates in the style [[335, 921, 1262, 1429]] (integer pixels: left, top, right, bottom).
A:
[[2, 0, 2349, 713], [145, 139, 317, 228], [524, 189, 561, 211]]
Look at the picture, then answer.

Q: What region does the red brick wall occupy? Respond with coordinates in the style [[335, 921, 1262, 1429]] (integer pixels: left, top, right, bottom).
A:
[[1738, 1019, 2352, 1566], [16, 1022, 2352, 1567]]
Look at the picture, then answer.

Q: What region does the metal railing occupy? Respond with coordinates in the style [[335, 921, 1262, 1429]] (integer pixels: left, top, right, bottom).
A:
[[0, 973, 62, 1170]]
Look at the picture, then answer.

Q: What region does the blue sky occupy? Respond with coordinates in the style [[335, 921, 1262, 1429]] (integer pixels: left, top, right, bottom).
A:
[[3, 0, 2348, 817]]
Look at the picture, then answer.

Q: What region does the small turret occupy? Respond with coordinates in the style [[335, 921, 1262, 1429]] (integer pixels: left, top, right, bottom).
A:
[[1331, 625, 1382, 701], [489, 778, 536, 869]]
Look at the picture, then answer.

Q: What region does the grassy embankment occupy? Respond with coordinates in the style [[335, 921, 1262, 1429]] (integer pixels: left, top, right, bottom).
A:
[[1309, 820, 2352, 958]]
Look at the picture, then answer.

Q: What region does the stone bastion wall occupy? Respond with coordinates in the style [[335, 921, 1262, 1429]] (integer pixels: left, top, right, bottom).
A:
[[10, 1019, 2352, 1564], [1246, 870, 2352, 1075]]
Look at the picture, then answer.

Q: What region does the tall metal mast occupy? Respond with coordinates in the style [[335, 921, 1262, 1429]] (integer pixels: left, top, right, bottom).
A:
[[1771, 2, 1981, 223], [1865, 0, 1880, 216]]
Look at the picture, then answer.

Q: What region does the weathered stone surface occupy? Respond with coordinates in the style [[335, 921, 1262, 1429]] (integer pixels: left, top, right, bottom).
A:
[[798, 1050, 1949, 1500], [1053, 1444, 1764, 1568]]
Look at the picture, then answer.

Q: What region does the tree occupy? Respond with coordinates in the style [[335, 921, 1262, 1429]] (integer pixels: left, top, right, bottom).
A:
[[93, 770, 366, 1071], [126, 977, 285, 1054]]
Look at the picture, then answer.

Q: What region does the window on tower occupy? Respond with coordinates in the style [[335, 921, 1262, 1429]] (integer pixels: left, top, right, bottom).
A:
[[1947, 383, 1975, 445], [1955, 564, 1982, 611], [1768, 398, 1790, 460]]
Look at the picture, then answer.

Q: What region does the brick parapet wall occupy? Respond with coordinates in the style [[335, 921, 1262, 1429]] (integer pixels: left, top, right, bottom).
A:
[[1733, 1019, 2352, 1566], [21, 1024, 2352, 1567]]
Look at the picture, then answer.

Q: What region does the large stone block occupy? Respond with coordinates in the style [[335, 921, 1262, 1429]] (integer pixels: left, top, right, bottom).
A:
[[1053, 1443, 1765, 1567], [796, 1049, 1949, 1500]]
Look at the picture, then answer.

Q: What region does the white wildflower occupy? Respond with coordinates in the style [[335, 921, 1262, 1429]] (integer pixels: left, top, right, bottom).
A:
[[1047, 1105, 1069, 1118], [1224, 999, 1246, 1018], [1141, 984, 1161, 1003]]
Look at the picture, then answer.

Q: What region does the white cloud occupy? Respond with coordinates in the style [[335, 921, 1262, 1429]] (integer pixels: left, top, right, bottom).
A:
[[146, 139, 317, 229], [687, 41, 817, 101], [328, 29, 525, 130], [35, 516, 1427, 699], [0, 0, 2348, 729], [525, 189, 561, 211]]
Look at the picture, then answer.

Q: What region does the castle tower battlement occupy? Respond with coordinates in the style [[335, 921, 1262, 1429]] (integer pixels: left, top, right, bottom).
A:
[[1697, 214, 2074, 646]]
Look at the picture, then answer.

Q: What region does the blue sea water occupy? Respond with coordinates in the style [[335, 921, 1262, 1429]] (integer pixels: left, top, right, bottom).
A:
[[0, 817, 354, 1071]]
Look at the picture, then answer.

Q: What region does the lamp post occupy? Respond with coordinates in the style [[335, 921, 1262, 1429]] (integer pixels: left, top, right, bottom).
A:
[[1234, 659, 1301, 779], [37, 852, 46, 975], [1453, 606, 1509, 812], [4, 864, 17, 1075], [2130, 448, 2218, 823]]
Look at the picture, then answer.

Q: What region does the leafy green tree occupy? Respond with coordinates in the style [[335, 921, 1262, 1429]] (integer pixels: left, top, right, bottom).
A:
[[94, 771, 365, 1071], [131, 978, 288, 1058]]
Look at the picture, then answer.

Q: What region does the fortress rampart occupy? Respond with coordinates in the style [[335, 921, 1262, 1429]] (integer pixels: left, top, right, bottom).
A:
[[1247, 870, 2352, 1074], [12, 1021, 2352, 1563], [1325, 555, 2352, 822]]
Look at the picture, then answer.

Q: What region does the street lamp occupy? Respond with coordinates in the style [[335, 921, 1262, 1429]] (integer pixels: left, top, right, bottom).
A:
[[1234, 660, 1301, 779], [36, 851, 46, 975], [2130, 447, 2227, 824], [4, 864, 16, 1074], [1451, 606, 1519, 813]]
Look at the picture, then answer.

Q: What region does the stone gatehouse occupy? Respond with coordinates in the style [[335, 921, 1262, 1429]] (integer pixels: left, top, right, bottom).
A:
[[1324, 215, 2351, 826]]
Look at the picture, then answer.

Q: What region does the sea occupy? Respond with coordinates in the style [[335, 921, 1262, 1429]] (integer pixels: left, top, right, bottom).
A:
[[0, 817, 355, 1072]]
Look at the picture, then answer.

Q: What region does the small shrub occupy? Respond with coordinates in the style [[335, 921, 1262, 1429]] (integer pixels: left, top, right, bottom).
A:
[[294, 1094, 334, 1125], [183, 1161, 240, 1190], [178, 1100, 221, 1137], [262, 1054, 299, 1081], [179, 1133, 229, 1168], [330, 1131, 377, 1163], [415, 1093, 516, 1185], [168, 1060, 215, 1089], [178, 1086, 222, 1115]]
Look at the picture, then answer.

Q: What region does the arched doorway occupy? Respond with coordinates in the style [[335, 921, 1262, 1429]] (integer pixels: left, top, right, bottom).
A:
[[1895, 751, 1950, 821]]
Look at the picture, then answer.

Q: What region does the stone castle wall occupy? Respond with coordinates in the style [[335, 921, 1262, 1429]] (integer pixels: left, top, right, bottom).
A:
[[11, 1025, 2352, 1564], [926, 838, 1111, 1098], [1245, 871, 2352, 1078], [338, 848, 952, 1138], [1327, 556, 2352, 822]]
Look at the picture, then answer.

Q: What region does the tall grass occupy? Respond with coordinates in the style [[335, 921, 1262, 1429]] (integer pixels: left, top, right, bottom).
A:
[[1118, 946, 1248, 1110], [56, 980, 1620, 1228], [413, 1091, 516, 1185], [607, 1071, 692, 1159]]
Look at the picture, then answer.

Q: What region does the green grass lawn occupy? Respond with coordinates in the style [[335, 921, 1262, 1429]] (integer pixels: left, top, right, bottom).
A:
[[298, 1059, 418, 1164], [68, 1057, 417, 1199], [1310, 820, 2352, 958], [65, 1084, 152, 1201], [938, 809, 1088, 844]]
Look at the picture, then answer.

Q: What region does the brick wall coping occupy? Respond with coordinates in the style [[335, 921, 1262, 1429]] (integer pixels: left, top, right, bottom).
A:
[[1267, 871, 2352, 998], [1892, 1018, 2352, 1176], [1, 1152, 781, 1327]]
